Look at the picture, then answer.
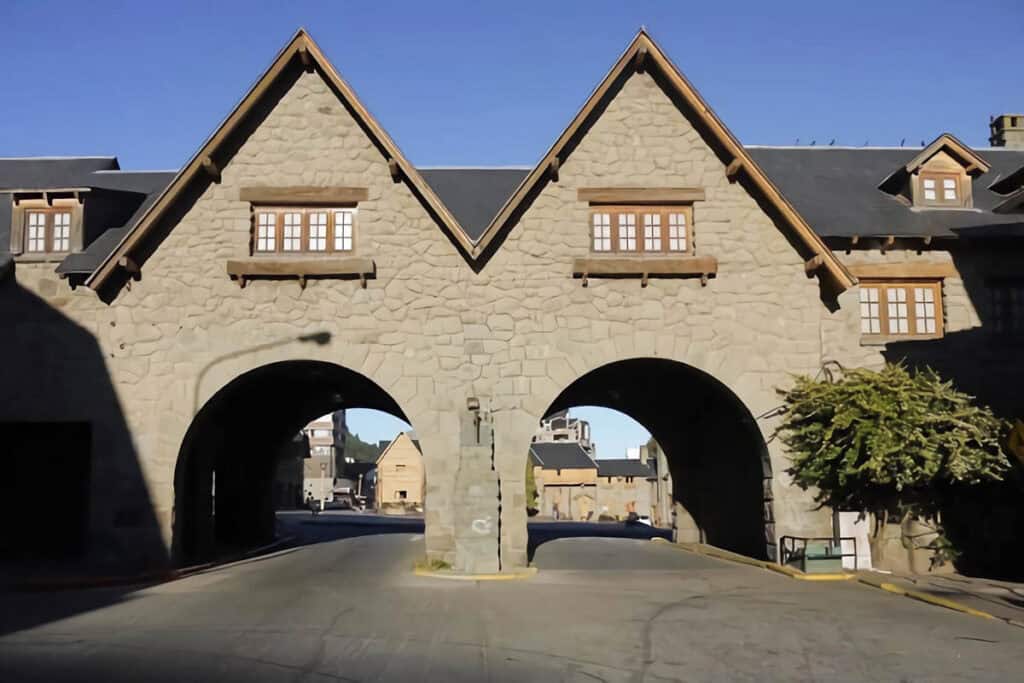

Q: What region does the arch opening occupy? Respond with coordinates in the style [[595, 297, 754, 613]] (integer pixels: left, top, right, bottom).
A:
[[173, 360, 417, 565], [529, 358, 773, 561]]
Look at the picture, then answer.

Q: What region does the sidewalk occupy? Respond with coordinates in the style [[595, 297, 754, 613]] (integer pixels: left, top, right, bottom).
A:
[[861, 570, 1024, 626]]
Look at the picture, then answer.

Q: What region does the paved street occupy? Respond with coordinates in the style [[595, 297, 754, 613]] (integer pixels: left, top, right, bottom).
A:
[[1, 516, 1022, 682]]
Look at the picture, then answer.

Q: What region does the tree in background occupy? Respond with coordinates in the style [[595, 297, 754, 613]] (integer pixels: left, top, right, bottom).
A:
[[775, 363, 1011, 565]]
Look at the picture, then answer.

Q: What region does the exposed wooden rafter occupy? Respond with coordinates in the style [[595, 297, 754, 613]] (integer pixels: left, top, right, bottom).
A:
[[388, 158, 402, 183], [725, 158, 743, 183], [201, 157, 221, 183], [549, 157, 560, 183]]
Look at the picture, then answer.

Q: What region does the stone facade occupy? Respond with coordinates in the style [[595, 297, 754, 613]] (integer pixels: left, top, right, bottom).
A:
[[5, 40, 1020, 575]]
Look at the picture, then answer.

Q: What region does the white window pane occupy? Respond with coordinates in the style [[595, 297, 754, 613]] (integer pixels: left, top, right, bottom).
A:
[[256, 212, 276, 251], [283, 212, 302, 251], [871, 319, 880, 334], [618, 214, 636, 251], [943, 178, 956, 188], [944, 189, 957, 200], [924, 189, 936, 200], [643, 214, 661, 251], [668, 213, 686, 251], [923, 178, 935, 188], [308, 212, 327, 251], [591, 213, 610, 251], [334, 211, 353, 251]]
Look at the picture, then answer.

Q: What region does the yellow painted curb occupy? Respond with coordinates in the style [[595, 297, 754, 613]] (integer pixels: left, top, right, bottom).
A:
[[855, 576, 997, 620], [413, 566, 538, 581]]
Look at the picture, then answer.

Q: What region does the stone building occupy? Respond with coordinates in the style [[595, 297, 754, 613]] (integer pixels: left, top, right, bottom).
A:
[[2, 29, 1023, 574], [375, 432, 424, 513], [595, 459, 654, 521], [530, 442, 599, 520]]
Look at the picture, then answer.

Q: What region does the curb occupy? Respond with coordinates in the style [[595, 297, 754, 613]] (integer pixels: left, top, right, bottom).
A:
[[651, 538, 1015, 625], [413, 566, 538, 581], [854, 573, 1001, 621], [5, 535, 296, 593], [651, 537, 852, 581]]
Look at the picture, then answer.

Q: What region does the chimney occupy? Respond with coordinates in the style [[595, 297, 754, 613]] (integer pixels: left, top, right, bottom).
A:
[[989, 114, 1024, 148]]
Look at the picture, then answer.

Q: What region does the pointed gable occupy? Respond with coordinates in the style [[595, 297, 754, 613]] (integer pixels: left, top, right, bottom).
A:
[[472, 30, 854, 291], [86, 29, 470, 290]]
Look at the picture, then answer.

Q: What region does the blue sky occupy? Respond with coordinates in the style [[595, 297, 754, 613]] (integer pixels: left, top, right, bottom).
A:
[[3, 0, 1021, 170], [345, 407, 648, 460]]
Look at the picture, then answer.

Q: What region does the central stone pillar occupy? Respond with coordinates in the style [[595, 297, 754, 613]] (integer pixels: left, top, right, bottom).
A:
[[452, 398, 500, 574]]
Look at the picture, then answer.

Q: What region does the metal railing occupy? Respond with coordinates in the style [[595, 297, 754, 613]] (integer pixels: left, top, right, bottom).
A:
[[779, 535, 858, 571]]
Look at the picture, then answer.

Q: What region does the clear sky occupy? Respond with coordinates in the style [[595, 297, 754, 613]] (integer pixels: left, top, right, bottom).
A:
[[345, 409, 411, 446], [3, 0, 1021, 171]]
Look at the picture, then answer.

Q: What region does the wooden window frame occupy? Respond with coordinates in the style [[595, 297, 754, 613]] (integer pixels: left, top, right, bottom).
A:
[[250, 206, 357, 256], [588, 205, 693, 255], [22, 207, 73, 255], [859, 280, 944, 342], [919, 172, 963, 207]]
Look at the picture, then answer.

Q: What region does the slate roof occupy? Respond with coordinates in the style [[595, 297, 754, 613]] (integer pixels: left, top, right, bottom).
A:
[[528, 442, 596, 470], [0, 157, 174, 277], [596, 459, 653, 478], [747, 147, 1024, 239], [419, 168, 529, 242]]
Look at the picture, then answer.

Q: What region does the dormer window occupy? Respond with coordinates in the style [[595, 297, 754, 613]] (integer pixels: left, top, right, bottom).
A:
[[878, 134, 989, 211], [920, 173, 960, 206], [9, 197, 80, 262]]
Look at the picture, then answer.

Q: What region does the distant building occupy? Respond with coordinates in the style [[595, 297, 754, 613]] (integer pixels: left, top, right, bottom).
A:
[[530, 442, 598, 520], [375, 432, 424, 513], [272, 432, 307, 509], [303, 453, 334, 504], [530, 441, 672, 524], [532, 409, 594, 455]]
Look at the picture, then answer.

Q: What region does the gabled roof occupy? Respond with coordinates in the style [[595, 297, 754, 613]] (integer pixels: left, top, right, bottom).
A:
[[596, 458, 653, 478], [470, 29, 855, 291], [877, 133, 992, 196], [901, 133, 991, 176], [86, 29, 471, 290], [529, 442, 596, 470], [750, 147, 1024, 239], [375, 431, 421, 465]]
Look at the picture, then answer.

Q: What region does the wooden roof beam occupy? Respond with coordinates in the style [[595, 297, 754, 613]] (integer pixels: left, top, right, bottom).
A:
[[804, 254, 824, 276], [725, 158, 743, 183], [633, 46, 648, 73], [388, 158, 402, 183], [298, 46, 314, 73], [201, 156, 221, 184]]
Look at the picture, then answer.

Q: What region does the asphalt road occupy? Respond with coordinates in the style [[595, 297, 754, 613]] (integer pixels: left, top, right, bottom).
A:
[[1, 514, 1021, 681]]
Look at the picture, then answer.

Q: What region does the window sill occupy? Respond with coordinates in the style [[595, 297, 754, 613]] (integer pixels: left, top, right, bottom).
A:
[[226, 256, 375, 289], [572, 255, 717, 287], [860, 333, 943, 346], [14, 253, 70, 264]]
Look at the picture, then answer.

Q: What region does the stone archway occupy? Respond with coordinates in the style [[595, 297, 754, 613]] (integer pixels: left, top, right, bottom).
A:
[[526, 357, 775, 561], [172, 359, 413, 564]]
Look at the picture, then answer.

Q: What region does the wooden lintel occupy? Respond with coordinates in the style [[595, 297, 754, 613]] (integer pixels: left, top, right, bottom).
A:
[[298, 47, 313, 72], [239, 186, 369, 204], [226, 256, 376, 283], [847, 262, 958, 279], [201, 156, 221, 183], [572, 255, 718, 280], [725, 158, 743, 183], [388, 159, 402, 183], [549, 157, 560, 183], [633, 46, 648, 73], [577, 187, 706, 204], [804, 254, 824, 275]]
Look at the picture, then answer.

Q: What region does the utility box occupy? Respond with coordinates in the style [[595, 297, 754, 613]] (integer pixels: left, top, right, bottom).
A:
[[786, 542, 844, 573]]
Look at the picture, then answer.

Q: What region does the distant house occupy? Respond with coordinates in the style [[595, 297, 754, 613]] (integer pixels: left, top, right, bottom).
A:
[[375, 432, 424, 513], [529, 442, 598, 520], [532, 409, 594, 454], [595, 459, 654, 521]]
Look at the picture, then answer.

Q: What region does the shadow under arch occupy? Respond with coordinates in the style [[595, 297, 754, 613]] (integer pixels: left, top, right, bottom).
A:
[[535, 357, 774, 560], [173, 359, 412, 565]]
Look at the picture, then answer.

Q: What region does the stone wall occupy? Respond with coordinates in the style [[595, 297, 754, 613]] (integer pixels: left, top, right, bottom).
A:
[[2, 65, 910, 572]]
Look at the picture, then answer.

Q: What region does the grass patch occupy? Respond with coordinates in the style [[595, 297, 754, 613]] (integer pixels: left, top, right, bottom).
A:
[[415, 557, 452, 572]]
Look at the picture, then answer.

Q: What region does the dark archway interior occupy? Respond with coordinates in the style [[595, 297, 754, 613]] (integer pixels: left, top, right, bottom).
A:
[[544, 358, 772, 560], [174, 360, 408, 565]]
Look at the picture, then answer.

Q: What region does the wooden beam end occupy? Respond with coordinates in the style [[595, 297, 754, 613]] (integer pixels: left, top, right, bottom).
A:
[[388, 158, 402, 183]]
